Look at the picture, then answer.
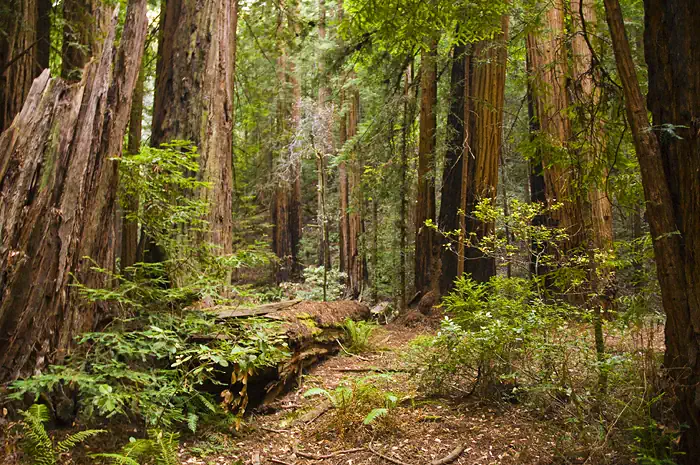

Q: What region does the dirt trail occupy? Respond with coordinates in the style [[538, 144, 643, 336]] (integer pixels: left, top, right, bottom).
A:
[[182, 323, 558, 465]]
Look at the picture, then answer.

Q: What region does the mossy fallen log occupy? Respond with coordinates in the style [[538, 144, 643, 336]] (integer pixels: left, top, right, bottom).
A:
[[204, 300, 370, 412]]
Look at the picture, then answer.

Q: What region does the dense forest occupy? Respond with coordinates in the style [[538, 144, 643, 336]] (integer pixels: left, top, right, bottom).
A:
[[0, 0, 698, 464]]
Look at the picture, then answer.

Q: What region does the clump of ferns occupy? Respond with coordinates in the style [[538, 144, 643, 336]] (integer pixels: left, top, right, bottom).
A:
[[18, 403, 105, 465], [91, 429, 180, 465]]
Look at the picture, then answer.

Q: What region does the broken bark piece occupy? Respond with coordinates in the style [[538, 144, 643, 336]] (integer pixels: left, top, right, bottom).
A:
[[430, 444, 466, 465]]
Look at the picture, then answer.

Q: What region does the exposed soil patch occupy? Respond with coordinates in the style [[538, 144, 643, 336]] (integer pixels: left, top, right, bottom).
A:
[[181, 323, 560, 465]]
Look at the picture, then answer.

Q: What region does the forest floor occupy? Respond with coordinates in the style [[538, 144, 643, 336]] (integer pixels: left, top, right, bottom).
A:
[[180, 319, 561, 465]]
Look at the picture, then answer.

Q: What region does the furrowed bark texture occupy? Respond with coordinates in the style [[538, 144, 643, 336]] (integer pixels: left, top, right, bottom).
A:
[[607, 0, 700, 458], [605, 0, 700, 458], [570, 0, 614, 255], [61, 0, 109, 79], [415, 40, 438, 294], [526, 2, 583, 247], [0, 0, 50, 132], [0, 1, 148, 383], [439, 44, 467, 294], [152, 0, 235, 258], [464, 17, 509, 283], [121, 62, 146, 269]]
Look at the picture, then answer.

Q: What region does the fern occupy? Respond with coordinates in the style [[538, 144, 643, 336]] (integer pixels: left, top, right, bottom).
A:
[[19, 404, 104, 465], [93, 429, 179, 465], [90, 452, 142, 465], [57, 429, 107, 453]]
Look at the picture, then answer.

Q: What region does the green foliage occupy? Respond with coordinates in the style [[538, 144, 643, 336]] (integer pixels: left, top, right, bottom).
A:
[[10, 313, 289, 431], [303, 376, 399, 432], [341, 318, 377, 353], [281, 266, 347, 301], [18, 404, 105, 465], [92, 429, 179, 465]]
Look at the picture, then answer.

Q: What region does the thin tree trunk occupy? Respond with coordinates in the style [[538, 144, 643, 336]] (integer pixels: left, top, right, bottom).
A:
[[605, 0, 700, 458], [0, 1, 148, 383], [316, 0, 331, 269], [152, 0, 236, 263], [398, 64, 411, 310], [347, 87, 363, 297], [415, 39, 438, 294], [464, 16, 509, 283]]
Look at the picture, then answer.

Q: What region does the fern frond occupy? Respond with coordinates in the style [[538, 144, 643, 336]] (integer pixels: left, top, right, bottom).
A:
[[20, 404, 55, 465], [90, 453, 141, 465], [151, 430, 179, 465], [57, 429, 106, 452], [186, 412, 198, 433]]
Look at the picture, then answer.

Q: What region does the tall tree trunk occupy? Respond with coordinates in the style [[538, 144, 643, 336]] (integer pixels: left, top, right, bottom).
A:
[[571, 0, 614, 389], [347, 87, 364, 297], [0, 1, 148, 383], [0, 0, 51, 132], [526, 2, 583, 248], [120, 61, 145, 270], [398, 64, 412, 309], [271, 0, 302, 280], [415, 39, 438, 294], [464, 16, 509, 283], [61, 0, 109, 80], [316, 0, 331, 269], [439, 44, 467, 294], [604, 0, 700, 458], [152, 0, 235, 260]]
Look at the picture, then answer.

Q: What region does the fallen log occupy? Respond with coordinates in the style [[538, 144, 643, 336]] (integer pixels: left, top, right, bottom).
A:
[[203, 300, 370, 410]]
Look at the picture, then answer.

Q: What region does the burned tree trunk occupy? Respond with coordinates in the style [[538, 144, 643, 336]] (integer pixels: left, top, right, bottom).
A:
[[152, 0, 236, 259], [0, 1, 148, 383]]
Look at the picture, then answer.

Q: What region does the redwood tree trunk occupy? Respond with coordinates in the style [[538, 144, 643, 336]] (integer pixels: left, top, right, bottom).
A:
[[346, 87, 364, 297], [526, 1, 583, 248], [464, 16, 509, 283], [0, 0, 51, 132], [605, 0, 700, 458], [415, 39, 438, 294], [62, 0, 109, 80], [152, 0, 235, 259], [0, 1, 148, 383], [439, 44, 467, 294]]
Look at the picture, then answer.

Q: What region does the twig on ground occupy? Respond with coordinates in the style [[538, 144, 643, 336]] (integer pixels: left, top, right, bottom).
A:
[[298, 402, 331, 424], [332, 367, 407, 373], [293, 446, 365, 460], [368, 443, 408, 465], [260, 425, 290, 434], [430, 444, 466, 465], [270, 459, 295, 465], [336, 338, 372, 361]]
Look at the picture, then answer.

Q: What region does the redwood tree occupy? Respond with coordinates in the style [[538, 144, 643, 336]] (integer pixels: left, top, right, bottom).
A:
[[0, 0, 51, 132], [415, 39, 438, 294], [463, 16, 509, 283], [152, 0, 236, 259], [0, 1, 148, 382], [604, 0, 700, 458]]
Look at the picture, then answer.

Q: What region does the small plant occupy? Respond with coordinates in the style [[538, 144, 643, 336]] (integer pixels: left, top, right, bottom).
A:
[[302, 376, 400, 437], [92, 429, 179, 465], [18, 404, 105, 465], [342, 319, 376, 353]]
